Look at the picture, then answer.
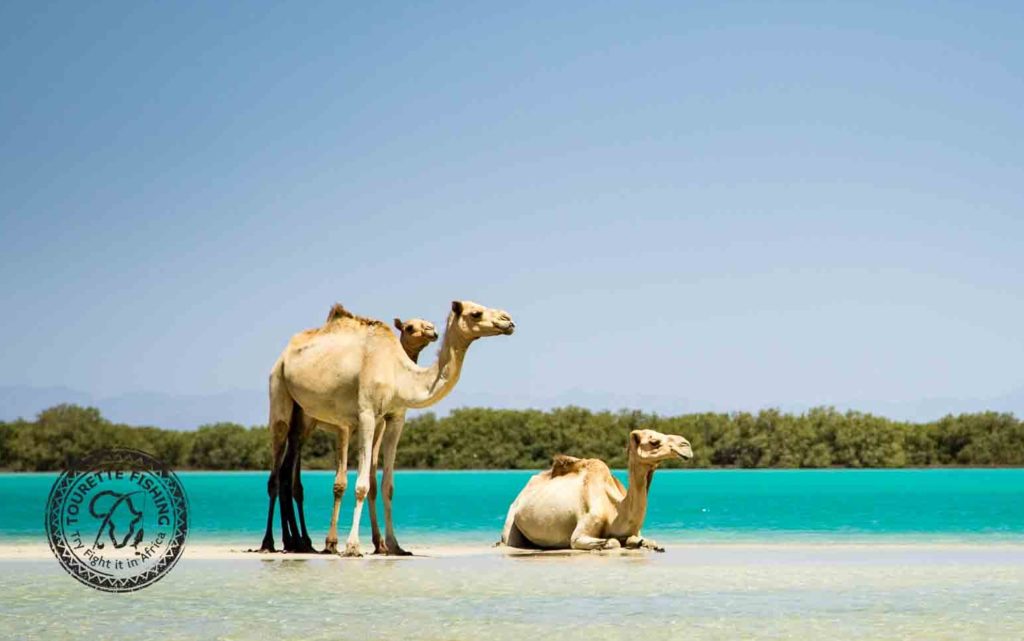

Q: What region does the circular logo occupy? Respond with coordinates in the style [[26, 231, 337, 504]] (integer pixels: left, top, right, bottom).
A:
[[45, 448, 189, 592]]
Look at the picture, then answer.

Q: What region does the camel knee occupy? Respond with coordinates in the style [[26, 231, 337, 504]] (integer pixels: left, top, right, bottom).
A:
[[333, 479, 347, 497], [354, 479, 370, 500]]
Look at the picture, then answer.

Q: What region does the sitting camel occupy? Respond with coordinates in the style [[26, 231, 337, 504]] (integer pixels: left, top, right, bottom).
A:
[[500, 429, 692, 551]]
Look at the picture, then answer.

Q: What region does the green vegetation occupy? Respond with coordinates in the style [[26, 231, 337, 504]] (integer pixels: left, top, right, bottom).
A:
[[1, 404, 1023, 471]]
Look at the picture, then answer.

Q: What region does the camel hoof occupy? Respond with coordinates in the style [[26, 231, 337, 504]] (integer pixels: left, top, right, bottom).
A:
[[638, 537, 664, 553], [260, 532, 280, 548], [603, 539, 621, 550], [256, 537, 276, 553], [384, 539, 412, 556], [371, 537, 386, 555], [341, 543, 363, 557], [324, 539, 339, 555], [283, 542, 316, 554]]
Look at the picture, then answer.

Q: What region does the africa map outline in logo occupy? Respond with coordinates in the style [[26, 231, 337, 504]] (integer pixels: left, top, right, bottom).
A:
[[45, 448, 189, 592]]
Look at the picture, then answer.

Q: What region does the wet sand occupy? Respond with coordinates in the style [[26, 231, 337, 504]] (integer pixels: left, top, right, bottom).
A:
[[4, 542, 1024, 640]]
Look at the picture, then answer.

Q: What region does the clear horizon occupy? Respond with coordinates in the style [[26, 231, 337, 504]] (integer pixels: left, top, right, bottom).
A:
[[2, 1, 1022, 426]]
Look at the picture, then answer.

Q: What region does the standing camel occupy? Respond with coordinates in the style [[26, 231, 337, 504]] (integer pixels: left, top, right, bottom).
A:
[[259, 300, 514, 556], [500, 429, 692, 551], [315, 315, 438, 555], [366, 317, 438, 554], [263, 309, 438, 554]]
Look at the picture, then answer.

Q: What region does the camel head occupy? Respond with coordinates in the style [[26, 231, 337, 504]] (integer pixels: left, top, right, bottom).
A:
[[450, 300, 515, 340], [394, 317, 439, 357], [629, 429, 693, 467]]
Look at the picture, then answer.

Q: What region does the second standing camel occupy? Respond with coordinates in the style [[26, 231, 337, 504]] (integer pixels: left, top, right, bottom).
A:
[[261, 300, 514, 556], [320, 316, 439, 555], [263, 308, 437, 553]]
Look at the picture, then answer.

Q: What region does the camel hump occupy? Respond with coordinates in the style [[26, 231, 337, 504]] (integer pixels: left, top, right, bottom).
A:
[[326, 303, 350, 323], [550, 454, 584, 477], [324, 303, 386, 328]]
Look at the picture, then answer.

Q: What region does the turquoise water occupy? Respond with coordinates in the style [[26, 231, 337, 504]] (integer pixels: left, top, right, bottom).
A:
[[5, 469, 1024, 640], [4, 468, 1024, 545]]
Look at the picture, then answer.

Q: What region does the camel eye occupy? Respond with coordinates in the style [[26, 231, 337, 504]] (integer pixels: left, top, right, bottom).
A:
[[649, 439, 661, 448], [405, 325, 413, 332], [471, 311, 483, 319]]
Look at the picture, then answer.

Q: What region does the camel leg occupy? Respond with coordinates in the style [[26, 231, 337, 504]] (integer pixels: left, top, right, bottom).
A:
[[342, 409, 376, 557], [625, 535, 665, 552], [570, 516, 620, 551], [290, 431, 316, 553], [324, 427, 349, 554], [278, 422, 302, 551], [367, 460, 382, 553], [258, 417, 289, 552], [380, 413, 412, 555], [260, 362, 294, 552], [368, 421, 386, 554]]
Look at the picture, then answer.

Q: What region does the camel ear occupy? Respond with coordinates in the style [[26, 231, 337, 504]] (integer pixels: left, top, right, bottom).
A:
[[631, 431, 643, 447], [394, 318, 403, 331], [451, 300, 463, 316]]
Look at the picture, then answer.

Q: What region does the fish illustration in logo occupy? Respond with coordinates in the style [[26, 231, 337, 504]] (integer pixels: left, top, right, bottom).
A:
[[89, 490, 144, 551]]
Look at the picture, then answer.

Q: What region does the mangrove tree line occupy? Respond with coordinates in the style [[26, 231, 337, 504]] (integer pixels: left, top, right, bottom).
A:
[[1, 404, 1022, 471]]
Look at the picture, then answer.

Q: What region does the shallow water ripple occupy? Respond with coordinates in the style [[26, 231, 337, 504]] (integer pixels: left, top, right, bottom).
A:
[[3, 547, 1024, 640]]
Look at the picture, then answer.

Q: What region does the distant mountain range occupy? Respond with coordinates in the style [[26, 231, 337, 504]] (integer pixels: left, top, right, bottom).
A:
[[1, 384, 1021, 431], [0, 386, 266, 430]]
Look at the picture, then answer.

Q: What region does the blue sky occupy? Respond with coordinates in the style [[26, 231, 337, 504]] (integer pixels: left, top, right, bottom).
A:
[[2, 1, 1022, 421]]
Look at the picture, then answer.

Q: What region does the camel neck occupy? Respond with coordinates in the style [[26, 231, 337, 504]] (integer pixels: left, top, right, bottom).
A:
[[612, 457, 654, 537], [402, 313, 469, 409], [402, 342, 426, 364]]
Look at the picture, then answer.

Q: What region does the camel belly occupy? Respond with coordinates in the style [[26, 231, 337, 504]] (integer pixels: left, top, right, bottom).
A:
[[513, 476, 585, 549], [282, 340, 366, 421]]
